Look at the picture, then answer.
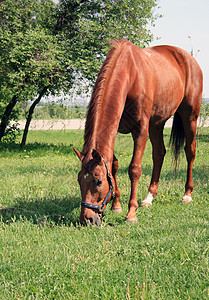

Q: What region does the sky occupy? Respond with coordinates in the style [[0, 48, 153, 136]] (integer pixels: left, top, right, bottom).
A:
[[149, 0, 209, 98]]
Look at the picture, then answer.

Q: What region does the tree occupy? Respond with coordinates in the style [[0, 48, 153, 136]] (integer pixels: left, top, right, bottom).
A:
[[0, 0, 71, 143], [56, 0, 160, 81], [0, 0, 160, 144], [20, 86, 48, 147]]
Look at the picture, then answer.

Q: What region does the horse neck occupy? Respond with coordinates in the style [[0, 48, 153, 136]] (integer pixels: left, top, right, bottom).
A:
[[83, 82, 128, 163], [82, 40, 132, 163], [82, 104, 120, 162]]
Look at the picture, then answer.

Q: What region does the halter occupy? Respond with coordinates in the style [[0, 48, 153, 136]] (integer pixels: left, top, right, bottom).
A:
[[81, 158, 115, 218]]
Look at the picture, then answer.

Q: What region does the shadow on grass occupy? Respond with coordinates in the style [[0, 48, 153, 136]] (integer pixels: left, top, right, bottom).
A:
[[0, 131, 208, 227], [0, 130, 207, 157], [0, 141, 75, 157], [118, 164, 209, 184], [0, 195, 81, 227], [117, 131, 209, 182], [1, 166, 207, 228], [0, 196, 127, 228]]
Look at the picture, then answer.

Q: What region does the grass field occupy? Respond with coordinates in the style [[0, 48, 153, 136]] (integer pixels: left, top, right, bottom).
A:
[[0, 128, 208, 299]]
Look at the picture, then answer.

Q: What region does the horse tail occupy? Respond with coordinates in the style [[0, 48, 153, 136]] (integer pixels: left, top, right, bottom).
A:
[[169, 111, 185, 172]]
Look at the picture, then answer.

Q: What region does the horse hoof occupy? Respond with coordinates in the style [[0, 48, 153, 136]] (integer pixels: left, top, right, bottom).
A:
[[182, 195, 193, 204], [140, 201, 152, 207], [125, 217, 137, 223], [111, 207, 122, 214]]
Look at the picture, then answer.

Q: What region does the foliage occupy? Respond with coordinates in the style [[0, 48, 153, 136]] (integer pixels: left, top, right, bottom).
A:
[[197, 101, 209, 146], [1, 122, 21, 143], [0, 128, 208, 299], [198, 100, 209, 130], [31, 102, 87, 120], [0, 0, 161, 100], [0, 0, 160, 142], [56, 0, 160, 81], [0, 0, 69, 97], [0, 0, 72, 141]]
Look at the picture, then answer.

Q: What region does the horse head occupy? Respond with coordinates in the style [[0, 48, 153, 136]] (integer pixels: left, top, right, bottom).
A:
[[74, 148, 114, 226]]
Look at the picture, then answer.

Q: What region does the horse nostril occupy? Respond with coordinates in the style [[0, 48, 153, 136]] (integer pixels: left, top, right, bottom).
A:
[[88, 216, 94, 225]]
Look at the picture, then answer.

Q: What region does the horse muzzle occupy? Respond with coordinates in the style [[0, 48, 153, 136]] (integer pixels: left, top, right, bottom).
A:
[[80, 211, 102, 226]]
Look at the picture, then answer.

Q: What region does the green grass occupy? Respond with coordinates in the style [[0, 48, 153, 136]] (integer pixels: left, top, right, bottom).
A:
[[0, 129, 208, 299]]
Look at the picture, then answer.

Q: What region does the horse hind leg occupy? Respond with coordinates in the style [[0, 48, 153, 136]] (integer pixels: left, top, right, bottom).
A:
[[141, 125, 166, 207], [178, 99, 201, 204], [180, 115, 198, 203], [111, 154, 122, 213]]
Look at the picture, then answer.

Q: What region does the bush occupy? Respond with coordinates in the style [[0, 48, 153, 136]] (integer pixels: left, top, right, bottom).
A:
[[2, 122, 20, 143], [197, 100, 209, 134]]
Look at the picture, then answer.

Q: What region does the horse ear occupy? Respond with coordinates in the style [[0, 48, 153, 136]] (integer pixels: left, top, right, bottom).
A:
[[73, 147, 84, 161], [92, 149, 102, 165]]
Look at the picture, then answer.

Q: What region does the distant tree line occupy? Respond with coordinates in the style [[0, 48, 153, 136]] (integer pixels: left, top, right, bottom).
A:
[[197, 99, 209, 141], [24, 102, 87, 120], [0, 0, 160, 146]]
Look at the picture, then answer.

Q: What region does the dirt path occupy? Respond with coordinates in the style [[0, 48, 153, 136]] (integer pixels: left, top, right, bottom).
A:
[[13, 119, 86, 130], [13, 117, 209, 130]]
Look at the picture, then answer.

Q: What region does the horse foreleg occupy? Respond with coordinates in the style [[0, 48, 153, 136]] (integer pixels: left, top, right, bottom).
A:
[[141, 126, 166, 207], [111, 154, 122, 213], [126, 124, 149, 222]]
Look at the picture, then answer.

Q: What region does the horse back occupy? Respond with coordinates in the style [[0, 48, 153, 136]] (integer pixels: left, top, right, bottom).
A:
[[120, 42, 203, 129]]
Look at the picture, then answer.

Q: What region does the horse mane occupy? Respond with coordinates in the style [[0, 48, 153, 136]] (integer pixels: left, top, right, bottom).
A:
[[82, 39, 127, 154]]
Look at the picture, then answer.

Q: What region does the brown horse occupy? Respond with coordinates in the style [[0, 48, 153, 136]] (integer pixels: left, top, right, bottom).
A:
[[74, 39, 203, 225]]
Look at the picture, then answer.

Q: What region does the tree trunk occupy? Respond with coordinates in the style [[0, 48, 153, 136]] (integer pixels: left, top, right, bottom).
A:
[[20, 86, 48, 148], [0, 95, 18, 142]]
